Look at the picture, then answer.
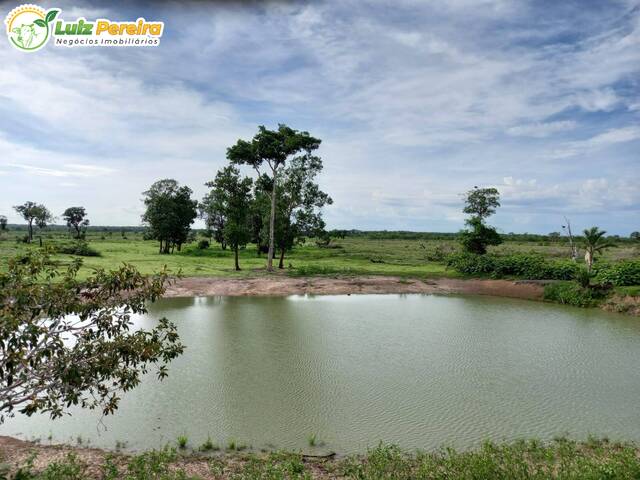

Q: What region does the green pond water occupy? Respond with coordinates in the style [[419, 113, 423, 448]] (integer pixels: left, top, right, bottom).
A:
[[2, 294, 640, 454]]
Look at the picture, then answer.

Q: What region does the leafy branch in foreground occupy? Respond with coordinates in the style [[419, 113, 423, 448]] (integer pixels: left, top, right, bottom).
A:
[[0, 250, 184, 423]]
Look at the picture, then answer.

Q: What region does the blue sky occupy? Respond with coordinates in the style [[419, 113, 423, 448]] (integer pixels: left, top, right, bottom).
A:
[[0, 0, 638, 234]]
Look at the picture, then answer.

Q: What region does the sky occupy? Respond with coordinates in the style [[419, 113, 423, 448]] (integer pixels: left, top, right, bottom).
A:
[[0, 0, 638, 235]]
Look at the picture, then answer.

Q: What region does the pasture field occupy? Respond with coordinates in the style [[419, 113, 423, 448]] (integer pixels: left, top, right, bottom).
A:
[[0, 227, 637, 280]]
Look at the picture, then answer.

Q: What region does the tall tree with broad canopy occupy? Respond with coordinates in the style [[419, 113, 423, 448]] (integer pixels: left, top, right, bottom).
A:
[[142, 179, 198, 254], [227, 124, 321, 271], [254, 154, 332, 268], [62, 206, 90, 239], [460, 187, 502, 254], [0, 250, 184, 423], [13, 202, 53, 243], [204, 166, 253, 270], [582, 226, 615, 271]]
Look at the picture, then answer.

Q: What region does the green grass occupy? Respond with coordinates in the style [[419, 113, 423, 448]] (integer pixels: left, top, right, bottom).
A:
[[176, 435, 188, 449], [615, 285, 640, 297], [1, 229, 637, 282], [198, 436, 218, 452], [8, 438, 640, 479]]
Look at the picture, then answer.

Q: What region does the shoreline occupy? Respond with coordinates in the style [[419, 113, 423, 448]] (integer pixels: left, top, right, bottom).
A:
[[2, 434, 639, 479], [163, 275, 547, 300]]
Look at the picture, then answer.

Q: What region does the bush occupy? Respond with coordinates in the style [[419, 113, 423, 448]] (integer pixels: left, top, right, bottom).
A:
[[595, 260, 640, 286], [446, 253, 579, 280], [543, 282, 599, 307], [459, 218, 502, 254], [56, 241, 101, 257], [197, 239, 210, 250]]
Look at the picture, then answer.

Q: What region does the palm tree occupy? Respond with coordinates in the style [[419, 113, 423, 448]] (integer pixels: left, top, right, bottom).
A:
[[582, 226, 615, 271]]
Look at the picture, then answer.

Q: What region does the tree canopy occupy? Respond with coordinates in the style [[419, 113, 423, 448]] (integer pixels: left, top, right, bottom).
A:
[[227, 124, 321, 271], [142, 179, 198, 254], [62, 206, 90, 239], [255, 153, 332, 268], [582, 226, 615, 271], [0, 250, 184, 423], [203, 166, 253, 270], [13, 201, 53, 242], [462, 187, 501, 220]]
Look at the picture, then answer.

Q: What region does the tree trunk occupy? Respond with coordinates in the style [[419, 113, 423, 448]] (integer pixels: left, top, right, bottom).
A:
[[234, 245, 240, 271], [28, 220, 33, 243], [278, 248, 285, 269], [267, 168, 277, 271], [159, 240, 163, 254], [585, 249, 593, 272]]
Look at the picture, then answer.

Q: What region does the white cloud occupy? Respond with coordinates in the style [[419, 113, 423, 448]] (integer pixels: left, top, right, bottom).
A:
[[548, 126, 640, 158], [507, 121, 577, 138]]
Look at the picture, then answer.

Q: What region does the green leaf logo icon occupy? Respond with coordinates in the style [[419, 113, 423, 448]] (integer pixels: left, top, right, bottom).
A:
[[45, 10, 58, 23]]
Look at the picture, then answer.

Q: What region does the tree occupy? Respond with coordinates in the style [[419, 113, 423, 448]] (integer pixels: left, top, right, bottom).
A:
[[204, 166, 253, 270], [0, 216, 6, 231], [463, 187, 500, 220], [267, 153, 332, 268], [548, 232, 561, 241], [227, 124, 321, 271], [562, 216, 578, 261], [199, 191, 227, 250], [459, 187, 502, 254], [62, 206, 90, 239], [13, 202, 53, 243], [631, 231, 640, 241], [142, 179, 198, 254], [582, 226, 615, 271], [0, 250, 183, 423]]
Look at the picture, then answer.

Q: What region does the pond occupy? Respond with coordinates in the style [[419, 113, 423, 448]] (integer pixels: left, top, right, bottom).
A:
[[2, 294, 640, 454]]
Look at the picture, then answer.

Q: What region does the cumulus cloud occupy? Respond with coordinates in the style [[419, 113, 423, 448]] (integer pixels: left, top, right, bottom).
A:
[[0, 0, 638, 233]]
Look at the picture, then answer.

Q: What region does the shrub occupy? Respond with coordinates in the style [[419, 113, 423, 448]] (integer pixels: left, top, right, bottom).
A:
[[447, 253, 579, 280], [197, 239, 210, 250], [543, 282, 599, 307], [459, 217, 502, 254], [574, 267, 592, 288], [595, 260, 640, 286], [56, 241, 101, 257]]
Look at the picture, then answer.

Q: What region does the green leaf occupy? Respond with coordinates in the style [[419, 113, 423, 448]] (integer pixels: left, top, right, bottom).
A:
[[34, 19, 46, 28], [45, 10, 58, 23]]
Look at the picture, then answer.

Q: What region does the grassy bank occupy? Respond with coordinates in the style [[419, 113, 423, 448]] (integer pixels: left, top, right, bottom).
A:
[[3, 437, 640, 479], [1, 229, 638, 280]]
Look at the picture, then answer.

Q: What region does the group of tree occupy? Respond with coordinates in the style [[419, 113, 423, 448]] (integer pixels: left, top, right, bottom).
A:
[[10, 202, 91, 242], [143, 125, 332, 271]]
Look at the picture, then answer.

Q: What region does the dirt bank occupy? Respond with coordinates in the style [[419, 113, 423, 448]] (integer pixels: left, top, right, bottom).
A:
[[164, 275, 545, 300], [0, 436, 331, 479]]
